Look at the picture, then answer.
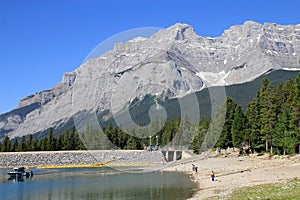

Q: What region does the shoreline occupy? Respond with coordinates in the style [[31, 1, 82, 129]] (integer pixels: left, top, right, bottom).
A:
[[161, 153, 300, 199], [2, 150, 300, 199]]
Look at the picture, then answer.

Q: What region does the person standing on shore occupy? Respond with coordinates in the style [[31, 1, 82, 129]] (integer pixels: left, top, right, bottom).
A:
[[210, 171, 215, 182], [192, 164, 198, 173]]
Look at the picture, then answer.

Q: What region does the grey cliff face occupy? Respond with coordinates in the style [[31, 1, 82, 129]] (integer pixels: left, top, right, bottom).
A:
[[1, 21, 300, 139]]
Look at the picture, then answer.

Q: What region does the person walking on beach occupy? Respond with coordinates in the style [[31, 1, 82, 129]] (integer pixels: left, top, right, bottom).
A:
[[210, 170, 215, 182], [192, 164, 198, 173]]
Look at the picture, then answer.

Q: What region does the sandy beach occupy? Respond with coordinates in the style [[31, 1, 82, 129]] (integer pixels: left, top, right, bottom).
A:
[[162, 153, 300, 199]]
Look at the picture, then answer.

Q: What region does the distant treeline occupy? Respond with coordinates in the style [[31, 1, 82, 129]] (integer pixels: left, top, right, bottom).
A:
[[1, 74, 300, 155], [0, 118, 188, 152], [0, 128, 85, 152]]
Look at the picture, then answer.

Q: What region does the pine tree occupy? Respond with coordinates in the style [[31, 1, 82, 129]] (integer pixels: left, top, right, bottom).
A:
[[2, 136, 11, 152], [75, 132, 85, 150], [112, 126, 120, 148], [245, 94, 263, 152], [202, 101, 226, 151], [173, 115, 192, 148], [274, 108, 296, 155], [32, 137, 39, 151], [274, 82, 285, 114], [161, 118, 179, 147], [39, 137, 49, 151], [231, 105, 246, 148], [125, 135, 137, 150], [105, 123, 114, 144], [290, 74, 300, 153], [283, 78, 295, 108], [216, 97, 237, 149], [119, 129, 128, 149], [68, 127, 76, 150], [11, 139, 19, 152], [57, 133, 63, 150], [48, 128, 56, 151], [192, 119, 210, 154], [63, 129, 70, 150], [27, 134, 33, 151], [18, 136, 27, 151], [259, 78, 277, 154]]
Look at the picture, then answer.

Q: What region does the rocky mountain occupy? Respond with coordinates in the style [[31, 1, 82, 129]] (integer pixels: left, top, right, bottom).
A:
[[1, 21, 300, 139]]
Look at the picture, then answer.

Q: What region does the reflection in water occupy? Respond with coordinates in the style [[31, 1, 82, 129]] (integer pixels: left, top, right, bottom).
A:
[[0, 168, 196, 200], [7, 175, 33, 182]]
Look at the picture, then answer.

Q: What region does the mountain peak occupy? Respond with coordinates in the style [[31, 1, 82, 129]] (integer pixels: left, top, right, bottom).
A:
[[151, 22, 197, 41], [167, 23, 193, 30], [243, 20, 261, 26]]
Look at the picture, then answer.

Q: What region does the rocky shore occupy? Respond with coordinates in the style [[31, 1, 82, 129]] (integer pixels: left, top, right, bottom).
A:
[[0, 150, 166, 168]]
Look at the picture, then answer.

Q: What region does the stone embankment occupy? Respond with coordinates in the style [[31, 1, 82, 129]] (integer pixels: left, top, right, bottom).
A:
[[0, 150, 166, 168]]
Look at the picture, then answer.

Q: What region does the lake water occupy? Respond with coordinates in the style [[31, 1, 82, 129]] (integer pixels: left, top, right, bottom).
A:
[[0, 167, 196, 200]]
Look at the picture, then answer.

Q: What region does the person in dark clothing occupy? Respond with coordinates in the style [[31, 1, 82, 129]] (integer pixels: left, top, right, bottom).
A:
[[192, 164, 198, 173], [210, 170, 215, 181]]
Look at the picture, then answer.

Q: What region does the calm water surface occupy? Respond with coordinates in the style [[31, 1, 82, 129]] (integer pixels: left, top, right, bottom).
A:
[[0, 167, 196, 200]]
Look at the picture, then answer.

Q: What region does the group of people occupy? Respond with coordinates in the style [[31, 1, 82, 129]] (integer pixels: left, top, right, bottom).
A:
[[192, 164, 215, 182], [192, 164, 198, 173]]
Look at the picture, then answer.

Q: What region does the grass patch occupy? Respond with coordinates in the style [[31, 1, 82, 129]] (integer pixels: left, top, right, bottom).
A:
[[214, 189, 225, 194], [228, 178, 300, 200]]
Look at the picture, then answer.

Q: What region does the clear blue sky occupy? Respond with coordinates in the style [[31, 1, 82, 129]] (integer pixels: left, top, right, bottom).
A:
[[1, 0, 300, 114]]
